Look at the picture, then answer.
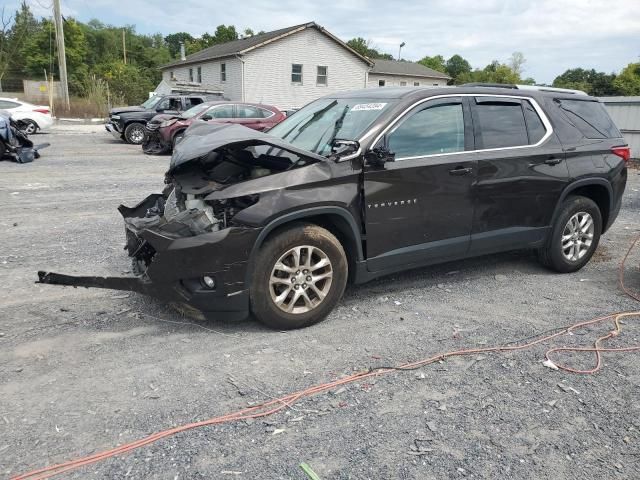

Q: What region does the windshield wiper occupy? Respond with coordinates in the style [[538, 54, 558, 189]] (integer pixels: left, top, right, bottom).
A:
[[284, 100, 339, 142], [310, 105, 349, 154]]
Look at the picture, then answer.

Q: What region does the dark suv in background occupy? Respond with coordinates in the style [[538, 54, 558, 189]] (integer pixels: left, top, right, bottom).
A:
[[106, 93, 223, 144], [42, 85, 629, 330]]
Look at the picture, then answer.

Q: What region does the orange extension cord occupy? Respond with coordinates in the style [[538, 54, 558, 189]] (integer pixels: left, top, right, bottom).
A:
[[12, 233, 640, 480]]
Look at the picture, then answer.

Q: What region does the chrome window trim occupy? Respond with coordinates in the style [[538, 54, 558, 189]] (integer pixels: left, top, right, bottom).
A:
[[362, 93, 553, 162]]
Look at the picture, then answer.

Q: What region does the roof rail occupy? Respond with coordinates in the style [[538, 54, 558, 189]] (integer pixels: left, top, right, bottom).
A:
[[514, 84, 588, 96], [461, 82, 588, 96]]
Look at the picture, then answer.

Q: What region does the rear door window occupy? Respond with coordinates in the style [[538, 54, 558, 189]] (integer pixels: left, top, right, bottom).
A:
[[185, 97, 203, 108], [387, 102, 465, 158], [554, 99, 621, 139], [237, 105, 264, 118], [473, 98, 528, 149]]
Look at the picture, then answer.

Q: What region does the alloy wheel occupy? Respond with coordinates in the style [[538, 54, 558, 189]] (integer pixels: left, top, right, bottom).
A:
[[128, 126, 145, 143], [561, 211, 594, 262], [269, 245, 333, 314]]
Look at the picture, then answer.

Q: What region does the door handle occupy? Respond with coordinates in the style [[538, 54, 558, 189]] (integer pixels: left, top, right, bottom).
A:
[[544, 158, 562, 166], [449, 166, 472, 176]]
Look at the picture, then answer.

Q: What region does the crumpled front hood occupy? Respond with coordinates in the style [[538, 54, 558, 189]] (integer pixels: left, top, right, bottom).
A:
[[168, 122, 327, 173]]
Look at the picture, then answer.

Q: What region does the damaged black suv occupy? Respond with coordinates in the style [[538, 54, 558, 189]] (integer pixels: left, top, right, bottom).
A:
[[39, 85, 629, 329]]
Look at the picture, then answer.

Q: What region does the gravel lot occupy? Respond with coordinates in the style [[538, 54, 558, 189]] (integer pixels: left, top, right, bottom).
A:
[[1, 125, 639, 479]]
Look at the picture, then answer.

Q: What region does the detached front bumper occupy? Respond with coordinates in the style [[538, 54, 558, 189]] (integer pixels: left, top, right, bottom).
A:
[[105, 122, 123, 140], [38, 195, 261, 322]]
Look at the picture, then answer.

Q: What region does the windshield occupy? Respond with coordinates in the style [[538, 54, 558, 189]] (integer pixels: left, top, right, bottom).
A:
[[180, 103, 210, 119], [141, 96, 162, 109], [268, 98, 394, 156]]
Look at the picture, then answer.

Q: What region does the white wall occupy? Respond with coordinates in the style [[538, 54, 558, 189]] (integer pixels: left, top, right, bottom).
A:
[[367, 73, 447, 88], [243, 28, 369, 110], [162, 57, 243, 101]]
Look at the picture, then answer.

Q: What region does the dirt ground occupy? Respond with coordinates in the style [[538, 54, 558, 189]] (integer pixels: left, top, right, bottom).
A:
[[1, 126, 639, 479]]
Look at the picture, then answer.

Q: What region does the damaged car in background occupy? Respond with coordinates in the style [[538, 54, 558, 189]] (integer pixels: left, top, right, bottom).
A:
[[38, 85, 628, 329], [0, 110, 49, 163], [142, 101, 285, 155]]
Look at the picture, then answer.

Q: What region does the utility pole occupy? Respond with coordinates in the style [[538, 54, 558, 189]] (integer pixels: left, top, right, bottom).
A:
[[122, 29, 127, 64], [52, 0, 70, 111]]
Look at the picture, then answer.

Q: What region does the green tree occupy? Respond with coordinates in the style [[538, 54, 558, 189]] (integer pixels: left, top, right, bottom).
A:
[[346, 37, 393, 60], [552, 68, 619, 96], [445, 54, 472, 84], [456, 60, 524, 85], [164, 32, 194, 58], [418, 55, 446, 73], [612, 63, 640, 95], [22, 17, 89, 93], [212, 24, 238, 44], [1, 1, 39, 86]]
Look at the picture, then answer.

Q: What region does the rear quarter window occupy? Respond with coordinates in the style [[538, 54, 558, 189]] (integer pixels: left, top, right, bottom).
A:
[[554, 99, 621, 139]]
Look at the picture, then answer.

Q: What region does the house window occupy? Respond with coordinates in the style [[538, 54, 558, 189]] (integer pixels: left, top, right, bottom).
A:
[[414, 81, 420, 86], [378, 79, 386, 87], [292, 64, 303, 84], [317, 66, 327, 85], [197, 67, 202, 83], [400, 81, 407, 86], [221, 63, 226, 82], [189, 68, 193, 82], [170, 71, 175, 80], [433, 84, 438, 86]]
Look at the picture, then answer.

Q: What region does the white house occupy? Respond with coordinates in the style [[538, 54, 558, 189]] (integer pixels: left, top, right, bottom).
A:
[[368, 59, 450, 88], [159, 22, 450, 110]]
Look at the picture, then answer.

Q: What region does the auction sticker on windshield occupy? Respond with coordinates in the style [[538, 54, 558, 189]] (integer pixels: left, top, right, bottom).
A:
[[351, 103, 387, 111]]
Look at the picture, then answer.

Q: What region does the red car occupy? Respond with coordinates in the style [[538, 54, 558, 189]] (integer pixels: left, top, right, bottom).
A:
[[143, 101, 285, 154]]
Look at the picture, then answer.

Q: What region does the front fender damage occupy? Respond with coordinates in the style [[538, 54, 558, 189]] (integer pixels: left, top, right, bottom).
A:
[[36, 123, 328, 320]]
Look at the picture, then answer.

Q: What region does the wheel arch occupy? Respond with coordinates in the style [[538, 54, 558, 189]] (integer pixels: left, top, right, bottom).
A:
[[553, 179, 613, 233], [246, 207, 364, 285]]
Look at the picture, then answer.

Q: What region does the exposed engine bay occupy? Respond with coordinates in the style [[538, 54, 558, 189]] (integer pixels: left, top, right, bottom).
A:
[[119, 123, 328, 275]]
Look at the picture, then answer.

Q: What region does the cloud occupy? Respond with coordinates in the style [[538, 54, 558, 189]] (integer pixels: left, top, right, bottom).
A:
[[7, 0, 640, 82]]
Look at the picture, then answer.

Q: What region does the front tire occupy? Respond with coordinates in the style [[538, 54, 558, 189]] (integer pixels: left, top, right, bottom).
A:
[[250, 223, 348, 330], [124, 122, 146, 145], [22, 119, 38, 135], [538, 195, 602, 273]]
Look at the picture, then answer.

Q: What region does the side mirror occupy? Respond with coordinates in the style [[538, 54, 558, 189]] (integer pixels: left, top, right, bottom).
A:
[[200, 114, 213, 121], [330, 139, 360, 160], [365, 146, 395, 167]]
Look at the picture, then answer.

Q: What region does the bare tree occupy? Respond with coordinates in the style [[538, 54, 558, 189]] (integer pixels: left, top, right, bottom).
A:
[[508, 51, 526, 77]]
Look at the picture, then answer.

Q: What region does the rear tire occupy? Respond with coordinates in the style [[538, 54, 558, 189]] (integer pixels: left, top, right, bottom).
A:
[[250, 223, 348, 330], [538, 195, 602, 273], [124, 122, 146, 145]]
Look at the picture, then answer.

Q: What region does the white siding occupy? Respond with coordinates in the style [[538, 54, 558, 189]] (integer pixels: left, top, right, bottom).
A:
[[162, 57, 243, 100], [243, 28, 369, 110], [367, 73, 447, 88]]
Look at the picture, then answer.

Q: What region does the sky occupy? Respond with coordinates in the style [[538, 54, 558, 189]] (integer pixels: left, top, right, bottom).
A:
[[8, 0, 640, 83]]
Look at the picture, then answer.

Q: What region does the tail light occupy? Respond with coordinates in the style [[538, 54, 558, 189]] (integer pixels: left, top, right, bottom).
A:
[[611, 146, 631, 162], [33, 108, 50, 114]]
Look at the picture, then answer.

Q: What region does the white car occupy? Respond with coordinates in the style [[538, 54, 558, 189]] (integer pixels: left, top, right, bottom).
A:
[[0, 97, 53, 133]]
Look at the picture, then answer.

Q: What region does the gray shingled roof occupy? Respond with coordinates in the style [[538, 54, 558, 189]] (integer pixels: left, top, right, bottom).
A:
[[371, 59, 450, 79], [161, 22, 372, 69]]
